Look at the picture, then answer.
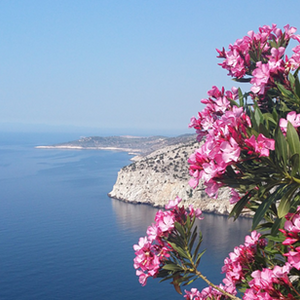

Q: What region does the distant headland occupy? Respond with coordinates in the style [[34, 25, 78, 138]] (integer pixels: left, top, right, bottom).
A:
[[35, 134, 197, 155], [36, 134, 251, 217]]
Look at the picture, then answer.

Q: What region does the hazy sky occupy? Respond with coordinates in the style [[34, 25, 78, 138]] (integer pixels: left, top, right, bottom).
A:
[[1, 0, 300, 135]]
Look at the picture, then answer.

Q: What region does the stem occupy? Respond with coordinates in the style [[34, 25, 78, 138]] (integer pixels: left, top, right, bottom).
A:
[[193, 269, 242, 300], [292, 176, 300, 185], [288, 280, 300, 297], [184, 246, 242, 300]]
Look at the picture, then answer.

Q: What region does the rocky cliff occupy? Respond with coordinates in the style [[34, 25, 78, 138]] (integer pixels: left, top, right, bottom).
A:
[[109, 140, 239, 216]]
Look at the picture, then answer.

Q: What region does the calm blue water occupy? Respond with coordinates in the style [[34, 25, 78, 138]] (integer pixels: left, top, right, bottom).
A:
[[0, 132, 252, 300]]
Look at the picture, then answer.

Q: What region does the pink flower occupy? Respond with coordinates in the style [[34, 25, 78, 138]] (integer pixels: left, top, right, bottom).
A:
[[244, 288, 274, 300], [165, 196, 182, 210], [284, 247, 300, 270], [284, 210, 300, 233], [205, 180, 223, 199], [272, 263, 292, 280], [229, 188, 241, 204], [189, 86, 238, 142], [146, 224, 160, 242], [244, 230, 262, 247], [249, 268, 274, 291], [133, 236, 149, 252], [245, 134, 275, 157], [222, 231, 265, 288], [135, 270, 149, 286], [219, 137, 241, 163], [184, 288, 201, 300], [188, 177, 199, 189], [279, 111, 300, 134], [134, 239, 161, 281], [189, 205, 204, 220], [250, 61, 271, 94], [288, 45, 300, 70], [155, 210, 175, 233], [284, 24, 297, 39]]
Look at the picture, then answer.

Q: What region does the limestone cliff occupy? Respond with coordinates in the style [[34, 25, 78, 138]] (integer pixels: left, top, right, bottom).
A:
[[109, 140, 238, 216]]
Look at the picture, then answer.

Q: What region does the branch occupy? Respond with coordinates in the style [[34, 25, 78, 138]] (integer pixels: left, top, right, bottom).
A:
[[194, 269, 242, 300]]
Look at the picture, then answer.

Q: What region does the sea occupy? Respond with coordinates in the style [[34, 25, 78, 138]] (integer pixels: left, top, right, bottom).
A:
[[0, 131, 253, 300]]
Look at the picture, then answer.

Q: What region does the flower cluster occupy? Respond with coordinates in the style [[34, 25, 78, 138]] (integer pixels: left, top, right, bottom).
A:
[[217, 24, 300, 97], [184, 285, 236, 300], [183, 231, 266, 300], [188, 85, 275, 199], [239, 209, 300, 299], [188, 86, 238, 141], [281, 206, 300, 270], [133, 197, 203, 286], [188, 87, 250, 197], [243, 264, 293, 300], [222, 231, 266, 289], [184, 219, 300, 299], [279, 111, 300, 135], [134, 24, 300, 300]]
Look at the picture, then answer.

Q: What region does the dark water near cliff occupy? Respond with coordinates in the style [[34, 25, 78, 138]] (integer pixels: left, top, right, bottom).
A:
[[0, 132, 252, 300]]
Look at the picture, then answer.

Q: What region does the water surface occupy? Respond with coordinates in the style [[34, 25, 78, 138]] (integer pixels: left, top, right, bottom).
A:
[[0, 132, 252, 299]]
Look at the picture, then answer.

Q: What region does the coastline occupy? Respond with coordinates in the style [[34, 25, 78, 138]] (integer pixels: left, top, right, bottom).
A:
[[108, 195, 253, 219], [35, 145, 142, 154], [36, 138, 252, 218]]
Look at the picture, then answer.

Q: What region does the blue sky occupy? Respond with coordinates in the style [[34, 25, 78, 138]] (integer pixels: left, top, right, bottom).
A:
[[1, 0, 300, 135]]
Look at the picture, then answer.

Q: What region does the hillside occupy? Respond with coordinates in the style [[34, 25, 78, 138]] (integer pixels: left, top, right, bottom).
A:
[[108, 139, 241, 216]]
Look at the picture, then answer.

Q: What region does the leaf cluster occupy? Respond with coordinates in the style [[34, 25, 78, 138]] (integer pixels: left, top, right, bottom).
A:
[[219, 73, 300, 233], [157, 215, 205, 294]]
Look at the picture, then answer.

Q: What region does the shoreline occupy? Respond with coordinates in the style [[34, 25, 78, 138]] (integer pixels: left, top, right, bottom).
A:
[[35, 145, 142, 154], [108, 195, 253, 219]]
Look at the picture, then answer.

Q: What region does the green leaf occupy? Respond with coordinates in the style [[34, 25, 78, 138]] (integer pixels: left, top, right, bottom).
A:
[[277, 183, 299, 218], [157, 270, 174, 280], [175, 222, 186, 237], [258, 123, 270, 138], [188, 227, 198, 252], [275, 126, 287, 170], [232, 77, 251, 83], [269, 40, 278, 49], [195, 250, 206, 268], [168, 242, 189, 259], [277, 82, 294, 98], [266, 231, 285, 242], [191, 233, 203, 261], [185, 277, 198, 286], [249, 51, 258, 63], [238, 88, 244, 107], [294, 66, 300, 79], [272, 108, 278, 122], [254, 106, 263, 127], [229, 192, 251, 220], [289, 72, 296, 88], [271, 217, 286, 236], [294, 68, 300, 98], [263, 113, 277, 126], [255, 222, 273, 231], [290, 154, 300, 177], [186, 216, 191, 235], [162, 263, 183, 272], [252, 184, 285, 230], [286, 122, 300, 156]]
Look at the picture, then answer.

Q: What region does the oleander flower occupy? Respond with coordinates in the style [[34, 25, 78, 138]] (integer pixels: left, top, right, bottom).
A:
[[245, 133, 275, 157], [279, 111, 300, 134]]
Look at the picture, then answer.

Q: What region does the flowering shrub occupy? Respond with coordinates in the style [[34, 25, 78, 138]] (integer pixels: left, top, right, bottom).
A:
[[134, 24, 300, 299], [133, 197, 204, 287]]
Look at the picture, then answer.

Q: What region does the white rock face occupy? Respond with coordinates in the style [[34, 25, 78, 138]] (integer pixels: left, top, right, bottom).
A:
[[109, 140, 241, 216]]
